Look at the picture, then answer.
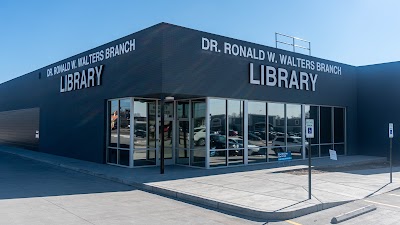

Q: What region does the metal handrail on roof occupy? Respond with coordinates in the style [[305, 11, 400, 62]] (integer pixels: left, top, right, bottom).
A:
[[275, 32, 311, 55]]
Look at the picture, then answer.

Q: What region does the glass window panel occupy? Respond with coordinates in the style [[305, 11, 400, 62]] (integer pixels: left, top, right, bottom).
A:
[[178, 121, 189, 149], [107, 148, 117, 164], [334, 108, 345, 143], [228, 149, 244, 165], [118, 149, 130, 166], [176, 149, 189, 165], [287, 143, 303, 159], [320, 144, 333, 157], [148, 116, 156, 148], [164, 147, 173, 159], [161, 119, 173, 159], [228, 100, 243, 137], [268, 147, 285, 162], [134, 150, 156, 166], [177, 101, 189, 119], [209, 150, 227, 167], [210, 134, 227, 149], [248, 147, 267, 164], [191, 100, 206, 149], [320, 107, 332, 144], [119, 99, 131, 149], [248, 101, 267, 147], [334, 144, 345, 155], [306, 145, 320, 158], [109, 100, 118, 147], [268, 103, 285, 146], [190, 150, 205, 167], [134, 99, 157, 149], [158, 102, 174, 119], [286, 104, 302, 141], [210, 99, 226, 153], [305, 105, 320, 144]]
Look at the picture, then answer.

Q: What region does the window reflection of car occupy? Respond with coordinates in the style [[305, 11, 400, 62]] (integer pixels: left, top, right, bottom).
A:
[[272, 136, 307, 154], [210, 134, 238, 156], [228, 137, 260, 155], [134, 129, 146, 138], [194, 126, 206, 146]]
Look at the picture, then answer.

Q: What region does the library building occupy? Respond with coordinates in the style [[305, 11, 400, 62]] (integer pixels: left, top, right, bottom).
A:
[[0, 23, 399, 169]]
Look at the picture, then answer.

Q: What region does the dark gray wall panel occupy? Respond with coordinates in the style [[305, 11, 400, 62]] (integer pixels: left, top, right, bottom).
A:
[[0, 24, 165, 163], [161, 24, 358, 155], [0, 108, 39, 150], [357, 62, 400, 160]]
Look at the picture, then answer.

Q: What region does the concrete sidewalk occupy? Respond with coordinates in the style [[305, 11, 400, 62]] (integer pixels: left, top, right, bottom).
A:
[[1, 145, 399, 220]]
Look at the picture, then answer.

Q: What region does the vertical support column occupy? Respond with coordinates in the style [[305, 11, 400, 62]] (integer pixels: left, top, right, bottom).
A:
[[266, 102, 269, 162], [205, 98, 210, 169], [390, 138, 393, 183], [318, 106, 321, 157], [117, 100, 120, 164], [284, 104, 287, 152], [332, 107, 334, 152], [172, 100, 177, 164], [129, 98, 134, 168], [302, 104, 306, 160], [160, 96, 165, 174], [105, 100, 110, 164], [244, 100, 248, 165], [293, 38, 295, 52], [188, 100, 193, 165], [344, 107, 347, 155], [155, 100, 160, 166], [308, 137, 312, 199]]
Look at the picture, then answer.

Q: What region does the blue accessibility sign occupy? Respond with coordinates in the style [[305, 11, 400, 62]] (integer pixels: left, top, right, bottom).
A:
[[278, 152, 292, 161]]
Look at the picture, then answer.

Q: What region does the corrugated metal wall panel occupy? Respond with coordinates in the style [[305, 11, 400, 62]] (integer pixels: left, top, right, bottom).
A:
[[0, 108, 39, 150]]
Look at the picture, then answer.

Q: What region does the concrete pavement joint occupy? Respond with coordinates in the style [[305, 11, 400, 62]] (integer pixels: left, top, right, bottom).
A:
[[41, 197, 96, 225]]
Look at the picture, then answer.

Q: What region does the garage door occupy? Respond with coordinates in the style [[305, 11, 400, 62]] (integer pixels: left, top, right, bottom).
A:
[[0, 108, 40, 150]]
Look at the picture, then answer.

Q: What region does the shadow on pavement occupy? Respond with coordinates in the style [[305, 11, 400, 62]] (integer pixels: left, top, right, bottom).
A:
[[0, 153, 134, 200]]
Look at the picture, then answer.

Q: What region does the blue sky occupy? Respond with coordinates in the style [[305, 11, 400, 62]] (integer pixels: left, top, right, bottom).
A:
[[1, 0, 399, 84]]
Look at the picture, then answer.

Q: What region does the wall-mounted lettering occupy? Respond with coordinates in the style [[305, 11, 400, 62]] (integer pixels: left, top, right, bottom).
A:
[[60, 65, 104, 93], [249, 63, 318, 91]]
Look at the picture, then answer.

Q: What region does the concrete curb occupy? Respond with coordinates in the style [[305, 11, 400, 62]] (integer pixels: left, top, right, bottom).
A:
[[331, 205, 376, 224], [0, 150, 384, 220]]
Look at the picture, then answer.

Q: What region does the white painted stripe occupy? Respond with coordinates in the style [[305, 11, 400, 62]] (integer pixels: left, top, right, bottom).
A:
[[364, 200, 400, 209], [388, 193, 400, 198], [285, 220, 303, 225]]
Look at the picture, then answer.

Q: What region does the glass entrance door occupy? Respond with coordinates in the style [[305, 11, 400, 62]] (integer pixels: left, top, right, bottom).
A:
[[159, 118, 174, 164], [158, 101, 175, 165]]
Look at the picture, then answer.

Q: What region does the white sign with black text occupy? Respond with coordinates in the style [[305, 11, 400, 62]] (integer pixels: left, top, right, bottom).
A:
[[389, 123, 394, 138], [306, 119, 314, 138]]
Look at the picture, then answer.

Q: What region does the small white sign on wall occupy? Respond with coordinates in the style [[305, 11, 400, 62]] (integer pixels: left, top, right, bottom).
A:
[[329, 149, 337, 160], [306, 119, 314, 138], [389, 123, 394, 138], [35, 130, 39, 139]]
